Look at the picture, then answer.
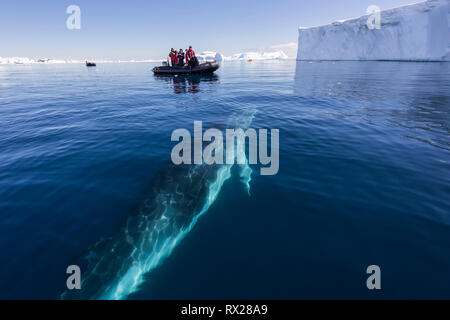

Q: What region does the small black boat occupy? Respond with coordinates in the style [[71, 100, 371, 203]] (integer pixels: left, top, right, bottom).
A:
[[153, 61, 219, 75], [86, 61, 96, 67]]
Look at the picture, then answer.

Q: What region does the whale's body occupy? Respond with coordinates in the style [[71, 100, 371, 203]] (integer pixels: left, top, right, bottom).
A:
[[63, 161, 233, 299], [63, 108, 256, 300]]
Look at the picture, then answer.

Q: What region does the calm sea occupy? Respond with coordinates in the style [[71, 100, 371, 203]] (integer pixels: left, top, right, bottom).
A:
[[0, 60, 449, 299]]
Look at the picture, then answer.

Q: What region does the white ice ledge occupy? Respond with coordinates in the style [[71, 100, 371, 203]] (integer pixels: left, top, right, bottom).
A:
[[297, 0, 450, 61], [196, 50, 289, 62], [0, 50, 289, 65], [0, 58, 162, 65]]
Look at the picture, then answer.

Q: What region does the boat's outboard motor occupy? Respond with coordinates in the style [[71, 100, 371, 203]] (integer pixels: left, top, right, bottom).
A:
[[189, 56, 199, 67]]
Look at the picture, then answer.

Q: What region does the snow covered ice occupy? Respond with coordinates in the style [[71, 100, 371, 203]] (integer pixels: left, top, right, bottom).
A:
[[1, 50, 289, 65], [0, 57, 36, 65], [196, 51, 226, 62], [0, 57, 162, 65], [225, 50, 289, 61], [297, 0, 450, 61], [196, 50, 289, 62]]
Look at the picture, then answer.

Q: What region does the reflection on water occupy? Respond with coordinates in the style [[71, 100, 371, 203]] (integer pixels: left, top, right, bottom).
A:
[[294, 61, 450, 103], [154, 74, 219, 94], [294, 61, 450, 151]]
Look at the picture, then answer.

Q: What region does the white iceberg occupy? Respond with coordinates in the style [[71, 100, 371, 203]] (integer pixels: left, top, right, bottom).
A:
[[297, 0, 450, 61], [226, 50, 289, 61], [196, 51, 225, 62], [0, 57, 36, 65], [0, 49, 289, 66], [0, 58, 164, 65], [196, 50, 288, 62]]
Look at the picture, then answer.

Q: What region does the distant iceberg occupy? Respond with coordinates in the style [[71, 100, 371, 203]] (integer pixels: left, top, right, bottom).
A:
[[0, 57, 36, 65], [0, 57, 162, 65], [297, 0, 450, 61], [0, 57, 88, 65], [197, 50, 289, 62], [196, 51, 226, 62], [226, 50, 289, 61], [0, 50, 289, 65]]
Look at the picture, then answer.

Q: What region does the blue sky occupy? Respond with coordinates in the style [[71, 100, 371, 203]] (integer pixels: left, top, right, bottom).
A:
[[0, 0, 414, 60]]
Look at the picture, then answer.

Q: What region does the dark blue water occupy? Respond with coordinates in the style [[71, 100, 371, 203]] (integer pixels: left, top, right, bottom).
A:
[[0, 61, 449, 299]]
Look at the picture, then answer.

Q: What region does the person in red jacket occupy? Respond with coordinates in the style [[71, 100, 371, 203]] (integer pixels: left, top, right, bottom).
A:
[[186, 46, 198, 67], [186, 46, 195, 61], [168, 48, 176, 66], [173, 51, 179, 66]]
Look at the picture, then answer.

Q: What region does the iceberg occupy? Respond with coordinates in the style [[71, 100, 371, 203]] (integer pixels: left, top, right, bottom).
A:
[[0, 57, 88, 65], [0, 58, 162, 65], [196, 50, 289, 62], [226, 50, 289, 61], [196, 51, 225, 62], [0, 57, 36, 65], [297, 0, 450, 61], [0, 49, 289, 66]]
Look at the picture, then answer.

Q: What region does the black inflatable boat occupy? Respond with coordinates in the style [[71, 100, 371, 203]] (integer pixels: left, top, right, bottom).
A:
[[153, 61, 219, 75]]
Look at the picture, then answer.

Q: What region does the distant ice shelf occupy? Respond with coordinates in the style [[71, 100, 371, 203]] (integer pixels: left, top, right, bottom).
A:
[[0, 50, 289, 65], [0, 58, 162, 65], [188, 50, 289, 62], [225, 50, 289, 61], [297, 0, 450, 61]]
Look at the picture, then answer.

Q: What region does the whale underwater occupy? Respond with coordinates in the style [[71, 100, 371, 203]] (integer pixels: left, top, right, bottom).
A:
[[62, 110, 256, 300]]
